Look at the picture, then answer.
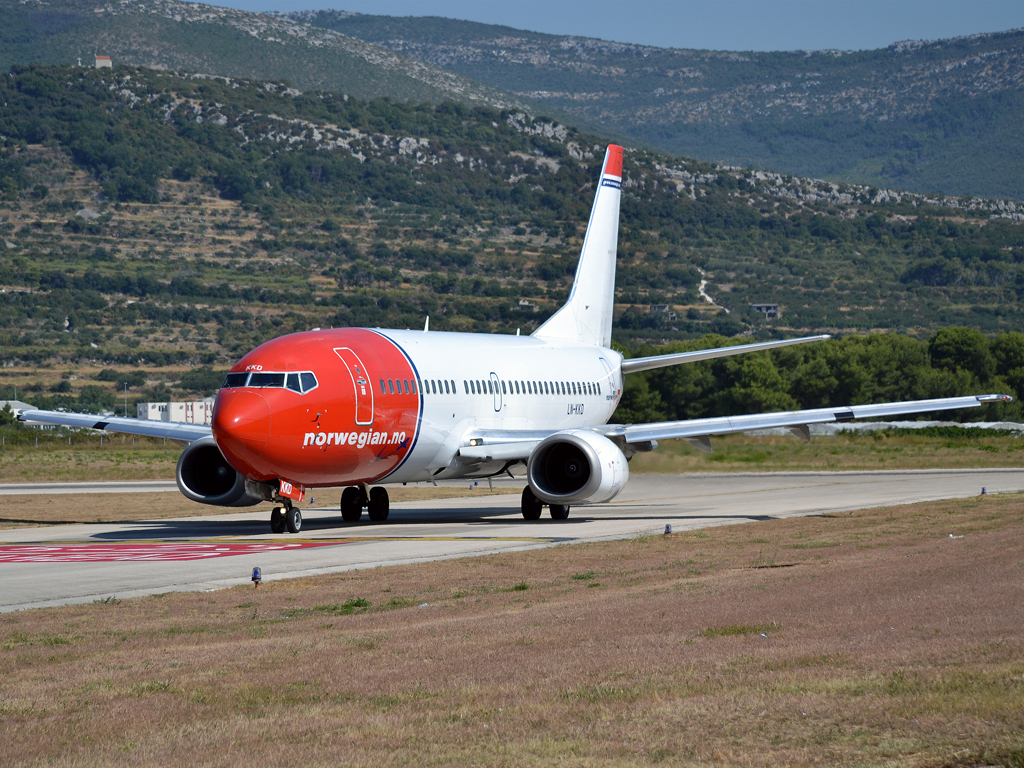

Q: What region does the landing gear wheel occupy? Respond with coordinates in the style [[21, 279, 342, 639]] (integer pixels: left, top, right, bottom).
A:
[[341, 487, 363, 523], [285, 506, 302, 533], [367, 487, 390, 522], [521, 486, 543, 520], [549, 504, 570, 520], [270, 506, 285, 534]]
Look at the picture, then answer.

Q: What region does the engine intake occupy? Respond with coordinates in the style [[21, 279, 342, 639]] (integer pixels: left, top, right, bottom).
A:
[[176, 437, 262, 507], [527, 430, 629, 505]]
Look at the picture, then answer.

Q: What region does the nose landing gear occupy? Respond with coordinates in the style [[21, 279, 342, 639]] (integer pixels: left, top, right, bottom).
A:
[[270, 503, 302, 534]]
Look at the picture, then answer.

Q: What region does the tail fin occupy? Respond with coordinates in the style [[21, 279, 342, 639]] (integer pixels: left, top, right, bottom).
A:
[[533, 144, 622, 348]]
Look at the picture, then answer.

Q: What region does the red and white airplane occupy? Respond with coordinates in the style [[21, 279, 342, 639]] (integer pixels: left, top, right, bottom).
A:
[[21, 145, 1011, 533]]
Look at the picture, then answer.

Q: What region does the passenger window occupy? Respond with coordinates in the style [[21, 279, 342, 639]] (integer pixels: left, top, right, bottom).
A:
[[514, 381, 520, 394], [286, 373, 301, 392], [380, 379, 386, 395], [300, 372, 317, 392], [501, 381, 507, 395], [464, 380, 469, 394], [598, 383, 602, 395], [222, 372, 248, 388], [444, 380, 450, 395], [451, 380, 456, 394], [411, 379, 417, 395], [388, 379, 395, 395], [432, 380, 438, 394]]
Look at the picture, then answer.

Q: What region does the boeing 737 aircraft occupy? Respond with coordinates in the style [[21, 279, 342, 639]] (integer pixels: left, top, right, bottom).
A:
[[19, 146, 1011, 533]]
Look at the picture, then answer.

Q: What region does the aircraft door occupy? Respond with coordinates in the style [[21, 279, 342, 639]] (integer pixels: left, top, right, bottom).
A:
[[490, 372, 502, 412], [334, 348, 374, 425]]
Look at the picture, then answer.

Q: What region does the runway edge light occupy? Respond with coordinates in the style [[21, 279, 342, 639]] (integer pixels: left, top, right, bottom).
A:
[[252, 566, 262, 587]]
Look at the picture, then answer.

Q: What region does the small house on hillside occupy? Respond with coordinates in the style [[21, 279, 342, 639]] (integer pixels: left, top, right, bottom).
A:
[[750, 303, 779, 319], [94, 55, 111, 69]]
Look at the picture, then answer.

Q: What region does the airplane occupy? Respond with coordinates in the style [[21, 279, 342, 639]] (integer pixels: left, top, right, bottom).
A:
[[19, 145, 1011, 534]]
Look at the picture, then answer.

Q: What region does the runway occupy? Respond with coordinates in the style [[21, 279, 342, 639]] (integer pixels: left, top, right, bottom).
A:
[[1, 469, 1021, 613]]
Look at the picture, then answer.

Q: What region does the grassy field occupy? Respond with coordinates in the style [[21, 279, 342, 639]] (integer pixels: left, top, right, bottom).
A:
[[0, 429, 1018, 486], [629, 429, 1024, 473], [1, 493, 1022, 765]]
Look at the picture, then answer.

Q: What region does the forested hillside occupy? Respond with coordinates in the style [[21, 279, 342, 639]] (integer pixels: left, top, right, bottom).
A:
[[0, 0, 530, 110], [299, 11, 1024, 201], [0, 64, 1022, 420]]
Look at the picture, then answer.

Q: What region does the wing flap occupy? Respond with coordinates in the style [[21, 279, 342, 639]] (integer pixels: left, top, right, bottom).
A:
[[18, 409, 212, 442]]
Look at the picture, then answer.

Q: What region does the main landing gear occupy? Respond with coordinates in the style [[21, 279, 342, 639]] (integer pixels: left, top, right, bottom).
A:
[[521, 486, 570, 521], [270, 503, 302, 534], [340, 486, 390, 523]]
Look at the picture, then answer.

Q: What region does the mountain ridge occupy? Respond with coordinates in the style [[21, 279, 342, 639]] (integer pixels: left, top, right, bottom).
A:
[[293, 11, 1024, 201], [0, 0, 534, 110]]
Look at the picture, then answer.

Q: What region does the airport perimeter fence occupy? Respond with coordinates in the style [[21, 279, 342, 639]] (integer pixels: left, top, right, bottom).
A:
[[0, 429, 174, 451]]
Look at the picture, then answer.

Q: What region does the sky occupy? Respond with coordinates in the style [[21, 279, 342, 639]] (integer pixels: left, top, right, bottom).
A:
[[211, 0, 1024, 52]]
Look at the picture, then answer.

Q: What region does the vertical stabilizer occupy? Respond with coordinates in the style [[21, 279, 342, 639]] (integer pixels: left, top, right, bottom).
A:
[[533, 144, 622, 348]]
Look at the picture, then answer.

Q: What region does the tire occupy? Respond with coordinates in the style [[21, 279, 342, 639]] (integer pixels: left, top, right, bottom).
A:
[[521, 486, 543, 520], [549, 504, 570, 520], [367, 487, 390, 522], [286, 506, 302, 533], [341, 487, 362, 523], [270, 506, 285, 534]]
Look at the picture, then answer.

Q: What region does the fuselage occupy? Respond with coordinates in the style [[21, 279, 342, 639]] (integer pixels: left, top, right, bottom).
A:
[[212, 327, 624, 489]]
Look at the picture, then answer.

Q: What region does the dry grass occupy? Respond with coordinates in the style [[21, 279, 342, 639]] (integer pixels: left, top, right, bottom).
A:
[[630, 431, 1024, 473], [2, 494, 1023, 766]]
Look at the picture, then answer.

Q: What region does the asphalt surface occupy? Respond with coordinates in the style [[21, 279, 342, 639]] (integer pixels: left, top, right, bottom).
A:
[[1, 469, 1021, 613]]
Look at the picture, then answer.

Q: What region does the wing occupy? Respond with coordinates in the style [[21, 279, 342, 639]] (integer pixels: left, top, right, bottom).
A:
[[604, 394, 1011, 451], [457, 394, 1012, 461], [18, 409, 212, 442]]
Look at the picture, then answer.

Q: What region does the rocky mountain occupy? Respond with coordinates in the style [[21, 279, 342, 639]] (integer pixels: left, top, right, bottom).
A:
[[0, 0, 531, 109], [296, 11, 1024, 201]]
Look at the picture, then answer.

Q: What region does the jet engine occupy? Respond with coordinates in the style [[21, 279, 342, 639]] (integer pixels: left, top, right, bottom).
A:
[[527, 430, 629, 505], [176, 437, 263, 507]]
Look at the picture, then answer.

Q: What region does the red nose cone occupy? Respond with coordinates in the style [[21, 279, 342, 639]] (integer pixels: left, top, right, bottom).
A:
[[213, 390, 272, 473]]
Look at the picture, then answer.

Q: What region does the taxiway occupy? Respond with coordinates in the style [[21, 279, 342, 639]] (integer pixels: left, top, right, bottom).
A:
[[1, 469, 1021, 612]]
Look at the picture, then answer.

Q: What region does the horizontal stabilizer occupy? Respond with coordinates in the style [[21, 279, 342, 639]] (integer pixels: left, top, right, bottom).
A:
[[622, 335, 830, 375]]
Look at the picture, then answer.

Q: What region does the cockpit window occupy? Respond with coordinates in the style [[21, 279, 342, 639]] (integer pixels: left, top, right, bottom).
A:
[[220, 370, 319, 393], [249, 372, 286, 388]]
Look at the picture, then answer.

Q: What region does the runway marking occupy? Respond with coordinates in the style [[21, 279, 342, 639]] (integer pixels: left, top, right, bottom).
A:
[[0, 536, 569, 563], [0, 542, 348, 563]]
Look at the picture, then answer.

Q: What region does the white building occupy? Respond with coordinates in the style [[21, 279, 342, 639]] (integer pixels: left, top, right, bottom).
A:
[[137, 400, 214, 425], [94, 55, 111, 69]]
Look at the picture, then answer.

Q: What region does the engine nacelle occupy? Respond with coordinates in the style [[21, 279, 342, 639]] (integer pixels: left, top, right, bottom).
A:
[[176, 437, 263, 507], [527, 430, 629, 505]]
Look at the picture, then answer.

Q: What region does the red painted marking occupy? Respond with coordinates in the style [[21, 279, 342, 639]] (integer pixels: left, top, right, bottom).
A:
[[603, 145, 623, 179], [0, 541, 346, 563]]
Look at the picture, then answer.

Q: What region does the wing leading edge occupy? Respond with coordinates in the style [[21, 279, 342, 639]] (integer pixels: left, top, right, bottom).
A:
[[17, 409, 212, 442]]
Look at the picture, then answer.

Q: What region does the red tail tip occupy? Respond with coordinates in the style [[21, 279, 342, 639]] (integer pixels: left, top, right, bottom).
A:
[[604, 145, 624, 178]]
